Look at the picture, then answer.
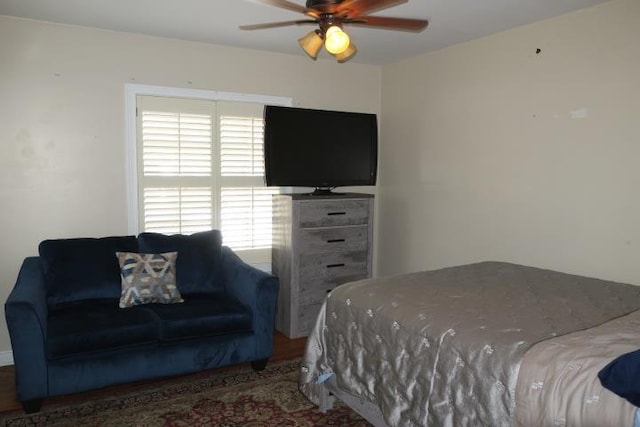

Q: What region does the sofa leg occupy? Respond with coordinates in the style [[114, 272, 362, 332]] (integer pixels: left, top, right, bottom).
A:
[[22, 398, 43, 414], [251, 358, 268, 371]]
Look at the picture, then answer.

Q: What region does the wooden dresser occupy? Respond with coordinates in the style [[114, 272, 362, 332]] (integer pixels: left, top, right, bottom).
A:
[[272, 193, 374, 338]]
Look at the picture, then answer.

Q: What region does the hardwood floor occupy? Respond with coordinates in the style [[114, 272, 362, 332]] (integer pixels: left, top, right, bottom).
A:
[[0, 332, 307, 414]]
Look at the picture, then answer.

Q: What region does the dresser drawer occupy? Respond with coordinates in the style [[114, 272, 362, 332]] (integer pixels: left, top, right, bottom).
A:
[[299, 199, 370, 228], [298, 303, 323, 335], [298, 226, 368, 255], [299, 251, 368, 282]]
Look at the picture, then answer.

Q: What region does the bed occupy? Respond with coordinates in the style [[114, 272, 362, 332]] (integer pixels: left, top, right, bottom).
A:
[[299, 261, 640, 426]]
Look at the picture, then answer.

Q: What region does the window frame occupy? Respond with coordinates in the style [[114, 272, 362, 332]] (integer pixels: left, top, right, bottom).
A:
[[124, 84, 292, 256]]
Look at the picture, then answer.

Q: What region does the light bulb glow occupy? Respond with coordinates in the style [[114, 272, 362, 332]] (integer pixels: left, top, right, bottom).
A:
[[324, 26, 350, 55]]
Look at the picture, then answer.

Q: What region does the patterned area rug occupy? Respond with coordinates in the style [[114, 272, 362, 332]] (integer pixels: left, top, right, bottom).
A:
[[0, 359, 370, 426]]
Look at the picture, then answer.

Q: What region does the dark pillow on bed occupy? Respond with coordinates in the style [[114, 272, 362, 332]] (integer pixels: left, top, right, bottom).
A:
[[598, 349, 640, 406]]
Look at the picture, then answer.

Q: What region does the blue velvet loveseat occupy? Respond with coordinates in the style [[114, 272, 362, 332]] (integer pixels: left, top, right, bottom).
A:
[[5, 230, 279, 413]]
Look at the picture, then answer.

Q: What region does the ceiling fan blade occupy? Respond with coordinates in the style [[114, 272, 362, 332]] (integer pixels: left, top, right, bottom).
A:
[[255, 0, 319, 17], [336, 0, 407, 17], [346, 15, 428, 32], [240, 19, 318, 30]]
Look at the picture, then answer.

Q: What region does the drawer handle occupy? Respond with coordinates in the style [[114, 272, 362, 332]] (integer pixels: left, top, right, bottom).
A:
[[327, 212, 346, 216], [326, 263, 345, 268], [327, 238, 345, 243]]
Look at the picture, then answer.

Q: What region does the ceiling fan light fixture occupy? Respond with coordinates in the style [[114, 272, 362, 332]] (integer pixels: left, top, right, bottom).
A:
[[335, 42, 357, 63], [324, 25, 350, 55], [243, 0, 430, 64], [298, 29, 324, 59]]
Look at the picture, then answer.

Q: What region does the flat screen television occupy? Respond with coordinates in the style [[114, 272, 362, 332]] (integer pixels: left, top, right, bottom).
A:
[[263, 105, 378, 195]]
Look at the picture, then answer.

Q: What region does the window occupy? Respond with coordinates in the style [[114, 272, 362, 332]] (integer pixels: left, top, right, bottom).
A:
[[134, 94, 281, 264]]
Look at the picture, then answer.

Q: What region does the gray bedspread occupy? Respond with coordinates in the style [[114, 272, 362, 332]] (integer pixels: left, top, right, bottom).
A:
[[299, 261, 640, 426]]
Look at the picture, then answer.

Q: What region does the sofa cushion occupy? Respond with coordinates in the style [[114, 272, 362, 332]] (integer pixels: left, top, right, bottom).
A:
[[137, 230, 223, 295], [143, 294, 253, 341], [117, 252, 183, 308], [47, 299, 158, 359], [39, 236, 138, 309]]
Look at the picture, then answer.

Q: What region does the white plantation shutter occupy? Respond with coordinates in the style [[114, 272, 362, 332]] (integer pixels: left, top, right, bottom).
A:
[[141, 111, 212, 177], [137, 97, 215, 235], [220, 187, 277, 250], [136, 95, 277, 264], [218, 103, 277, 262], [143, 187, 212, 234], [220, 116, 265, 176]]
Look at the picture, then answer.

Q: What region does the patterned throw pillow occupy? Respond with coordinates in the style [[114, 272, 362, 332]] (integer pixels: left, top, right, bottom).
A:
[[116, 252, 183, 308]]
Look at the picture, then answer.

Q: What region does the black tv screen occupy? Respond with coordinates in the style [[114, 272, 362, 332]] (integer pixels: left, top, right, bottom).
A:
[[264, 105, 378, 191]]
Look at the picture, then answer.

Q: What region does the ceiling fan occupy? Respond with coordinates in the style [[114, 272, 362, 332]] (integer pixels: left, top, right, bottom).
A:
[[240, 0, 428, 63]]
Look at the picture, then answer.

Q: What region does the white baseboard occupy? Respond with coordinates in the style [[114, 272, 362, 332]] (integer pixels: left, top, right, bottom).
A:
[[0, 351, 14, 366]]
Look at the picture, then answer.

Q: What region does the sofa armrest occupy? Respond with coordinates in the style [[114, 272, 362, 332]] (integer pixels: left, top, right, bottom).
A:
[[220, 247, 279, 360], [5, 257, 49, 402]]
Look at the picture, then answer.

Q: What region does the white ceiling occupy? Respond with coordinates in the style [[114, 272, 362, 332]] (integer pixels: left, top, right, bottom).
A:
[[0, 0, 610, 65]]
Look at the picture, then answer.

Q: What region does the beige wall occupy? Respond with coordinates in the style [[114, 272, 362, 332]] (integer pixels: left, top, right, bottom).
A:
[[378, 0, 640, 282], [0, 16, 381, 355]]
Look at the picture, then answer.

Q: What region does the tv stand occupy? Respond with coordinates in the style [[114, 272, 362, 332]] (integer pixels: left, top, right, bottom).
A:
[[310, 188, 344, 196]]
